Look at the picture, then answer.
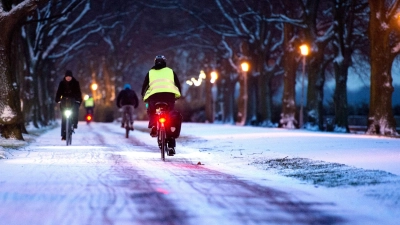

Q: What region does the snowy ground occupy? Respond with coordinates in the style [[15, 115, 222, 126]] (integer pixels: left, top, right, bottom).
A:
[[0, 121, 399, 224]]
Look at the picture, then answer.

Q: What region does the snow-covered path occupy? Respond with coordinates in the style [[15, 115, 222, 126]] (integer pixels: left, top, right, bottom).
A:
[[0, 121, 399, 225]]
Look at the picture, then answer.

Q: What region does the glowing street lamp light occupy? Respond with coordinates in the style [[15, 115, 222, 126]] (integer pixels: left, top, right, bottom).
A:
[[91, 83, 98, 102], [299, 44, 309, 129], [240, 62, 249, 126], [300, 44, 309, 56], [210, 71, 218, 84], [241, 62, 249, 72], [91, 83, 98, 91]]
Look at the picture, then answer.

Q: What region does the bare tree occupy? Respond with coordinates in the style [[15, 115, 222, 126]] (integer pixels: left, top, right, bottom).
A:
[[0, 0, 49, 139], [331, 0, 369, 133], [210, 0, 283, 126], [20, 0, 110, 127], [366, 0, 400, 136], [280, 23, 299, 129]]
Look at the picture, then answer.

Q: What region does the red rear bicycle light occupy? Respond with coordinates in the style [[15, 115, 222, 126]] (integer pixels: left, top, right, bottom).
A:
[[86, 115, 92, 121], [159, 117, 166, 123]]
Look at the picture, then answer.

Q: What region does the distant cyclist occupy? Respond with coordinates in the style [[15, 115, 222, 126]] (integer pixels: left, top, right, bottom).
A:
[[84, 95, 95, 115], [116, 84, 139, 130], [55, 70, 82, 140], [141, 55, 181, 152]]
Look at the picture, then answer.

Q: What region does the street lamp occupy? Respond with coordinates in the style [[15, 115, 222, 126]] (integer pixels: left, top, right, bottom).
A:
[[240, 62, 249, 126], [210, 71, 218, 121], [91, 83, 98, 91], [210, 71, 218, 83], [299, 44, 309, 128], [91, 83, 98, 102]]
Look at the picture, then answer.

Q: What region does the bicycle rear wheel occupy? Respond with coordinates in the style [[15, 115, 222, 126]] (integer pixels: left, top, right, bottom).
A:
[[160, 129, 166, 161], [125, 125, 129, 138]]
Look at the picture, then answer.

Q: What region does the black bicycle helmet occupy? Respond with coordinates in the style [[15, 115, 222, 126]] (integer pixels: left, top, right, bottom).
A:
[[154, 55, 166, 65]]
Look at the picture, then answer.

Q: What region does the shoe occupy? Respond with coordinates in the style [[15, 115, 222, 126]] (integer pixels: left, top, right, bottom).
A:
[[121, 123, 124, 128], [61, 136, 66, 141], [167, 138, 176, 148], [167, 148, 175, 156], [150, 126, 157, 137], [130, 122, 134, 130]]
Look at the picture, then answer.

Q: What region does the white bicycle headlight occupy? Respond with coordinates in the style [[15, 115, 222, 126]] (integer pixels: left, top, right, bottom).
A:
[[64, 109, 72, 118]]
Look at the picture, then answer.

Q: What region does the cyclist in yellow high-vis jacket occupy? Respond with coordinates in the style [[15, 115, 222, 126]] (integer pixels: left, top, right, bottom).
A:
[[141, 55, 182, 138]]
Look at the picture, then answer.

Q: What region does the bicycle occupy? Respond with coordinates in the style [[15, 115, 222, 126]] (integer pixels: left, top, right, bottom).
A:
[[62, 98, 76, 146], [121, 105, 134, 138], [85, 108, 93, 125], [64, 108, 74, 145], [154, 102, 174, 161]]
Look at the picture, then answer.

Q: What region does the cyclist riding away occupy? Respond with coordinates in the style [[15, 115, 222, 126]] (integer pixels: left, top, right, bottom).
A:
[[55, 70, 82, 140], [84, 95, 95, 116], [141, 55, 182, 153], [116, 84, 139, 130]]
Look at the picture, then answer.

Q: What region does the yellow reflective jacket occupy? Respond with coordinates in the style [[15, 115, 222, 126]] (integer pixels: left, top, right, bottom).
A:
[[143, 67, 181, 101], [84, 97, 94, 107]]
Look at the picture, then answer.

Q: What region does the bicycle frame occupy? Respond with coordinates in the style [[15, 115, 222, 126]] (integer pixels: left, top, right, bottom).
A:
[[122, 106, 134, 138], [61, 97, 76, 146]]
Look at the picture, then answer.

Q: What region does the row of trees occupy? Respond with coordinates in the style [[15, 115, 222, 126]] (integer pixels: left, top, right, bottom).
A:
[[1, 0, 400, 140], [173, 0, 400, 136]]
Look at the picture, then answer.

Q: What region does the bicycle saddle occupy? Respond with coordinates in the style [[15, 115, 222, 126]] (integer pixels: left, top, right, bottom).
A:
[[155, 102, 169, 110]]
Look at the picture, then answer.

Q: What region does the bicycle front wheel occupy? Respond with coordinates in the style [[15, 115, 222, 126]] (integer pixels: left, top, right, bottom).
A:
[[66, 118, 71, 146]]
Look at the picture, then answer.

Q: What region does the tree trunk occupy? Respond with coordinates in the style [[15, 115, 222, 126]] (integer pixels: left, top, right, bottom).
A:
[[0, 0, 46, 139], [0, 17, 22, 139], [366, 1, 398, 135], [223, 77, 236, 124], [332, 0, 352, 133], [280, 24, 298, 129], [302, 0, 328, 131], [305, 51, 325, 130], [333, 60, 350, 132]]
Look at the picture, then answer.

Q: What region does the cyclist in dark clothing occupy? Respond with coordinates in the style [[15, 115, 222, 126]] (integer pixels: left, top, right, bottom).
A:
[[116, 84, 139, 130], [55, 70, 82, 140]]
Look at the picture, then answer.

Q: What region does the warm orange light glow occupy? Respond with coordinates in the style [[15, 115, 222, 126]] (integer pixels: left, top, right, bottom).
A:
[[86, 115, 92, 121], [210, 71, 218, 83], [91, 83, 98, 91], [241, 62, 249, 72], [159, 118, 166, 123], [300, 44, 309, 56]]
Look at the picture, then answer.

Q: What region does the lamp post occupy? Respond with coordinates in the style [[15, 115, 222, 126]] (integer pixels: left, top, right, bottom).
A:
[[91, 83, 98, 103], [210, 71, 218, 121], [299, 44, 309, 128], [240, 62, 249, 126]]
